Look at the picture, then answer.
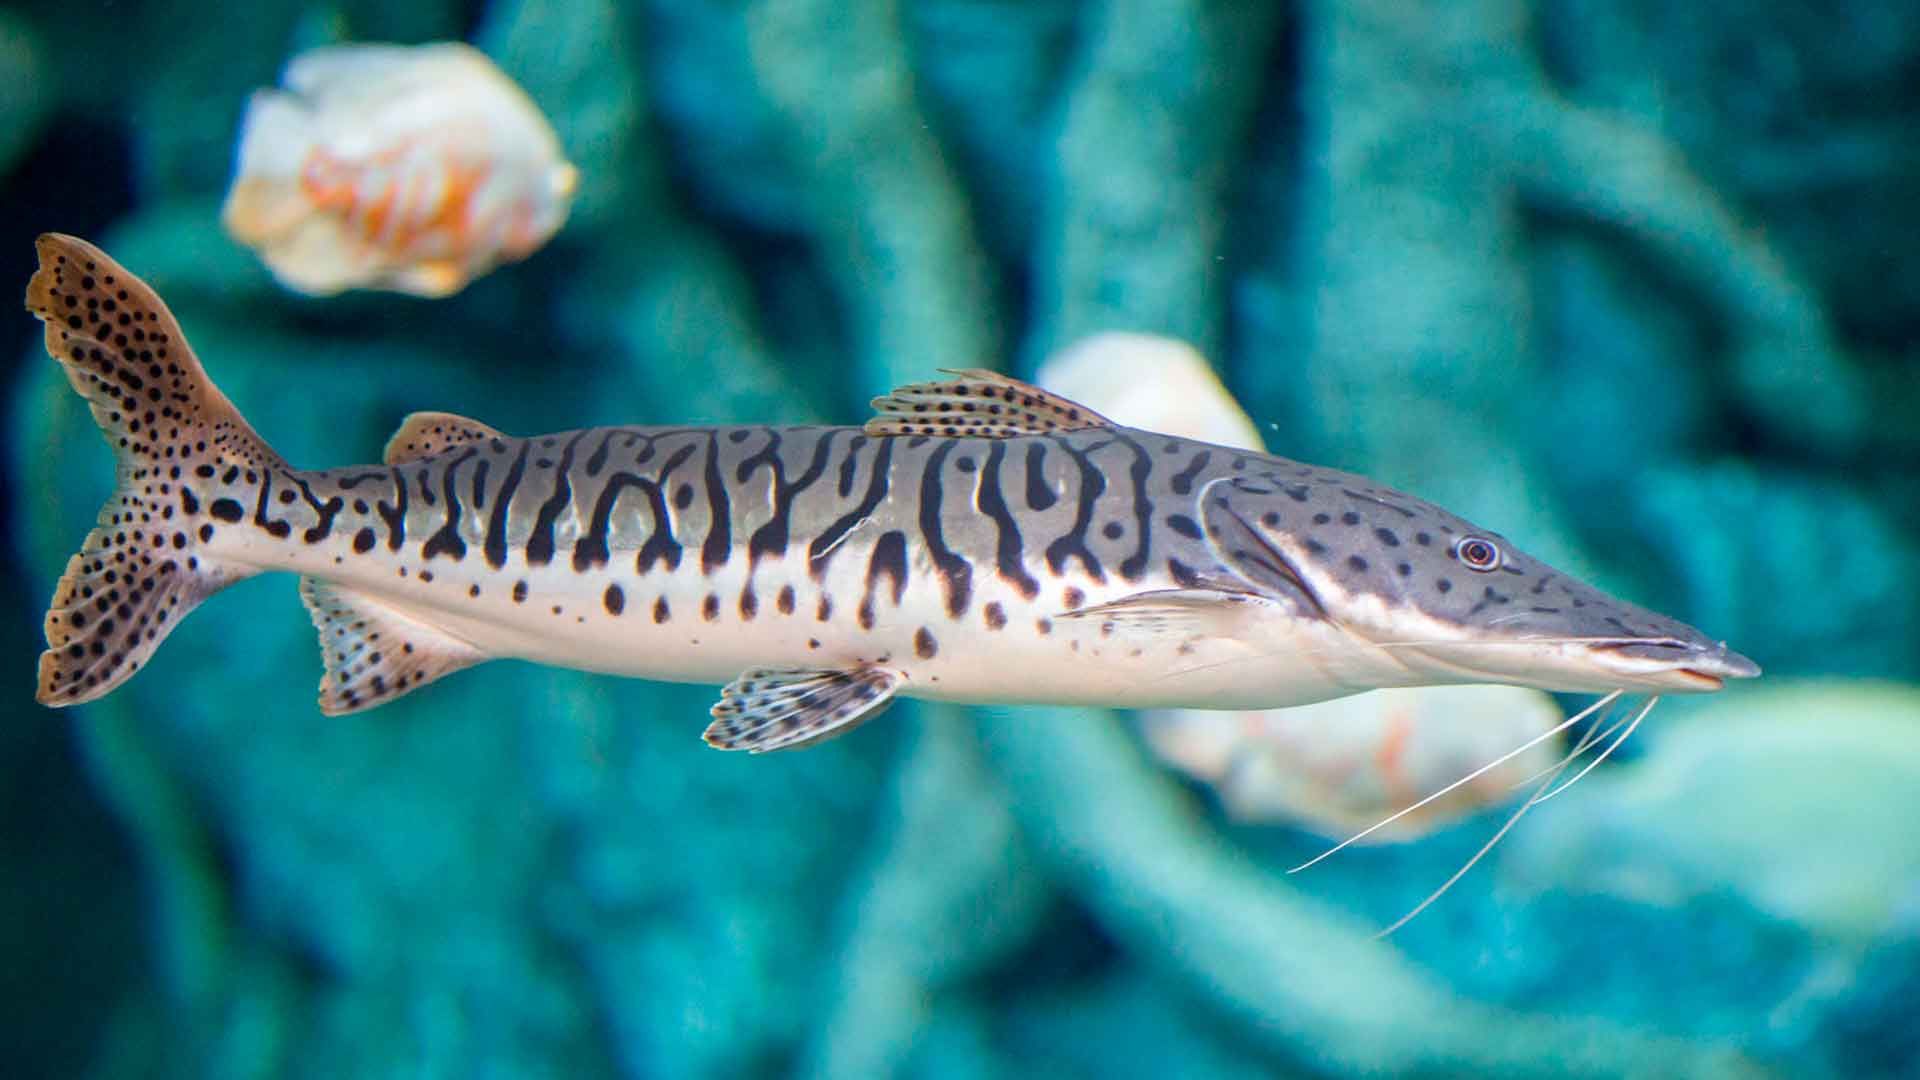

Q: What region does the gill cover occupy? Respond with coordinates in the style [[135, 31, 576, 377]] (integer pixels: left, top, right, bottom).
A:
[[1198, 479, 1328, 621]]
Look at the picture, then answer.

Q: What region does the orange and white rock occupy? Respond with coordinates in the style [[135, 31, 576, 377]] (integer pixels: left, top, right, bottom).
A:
[[1037, 332, 1266, 454], [221, 42, 577, 298], [1141, 688, 1566, 838]]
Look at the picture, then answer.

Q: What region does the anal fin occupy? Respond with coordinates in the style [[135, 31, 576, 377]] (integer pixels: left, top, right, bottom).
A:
[[299, 578, 486, 715], [704, 665, 904, 753], [382, 411, 507, 464]]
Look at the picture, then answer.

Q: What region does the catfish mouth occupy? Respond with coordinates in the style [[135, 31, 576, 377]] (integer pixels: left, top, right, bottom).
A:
[[1589, 638, 1762, 691], [1390, 635, 1763, 694]]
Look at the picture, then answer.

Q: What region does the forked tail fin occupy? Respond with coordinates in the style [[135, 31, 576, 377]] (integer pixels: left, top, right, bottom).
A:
[[26, 233, 280, 706]]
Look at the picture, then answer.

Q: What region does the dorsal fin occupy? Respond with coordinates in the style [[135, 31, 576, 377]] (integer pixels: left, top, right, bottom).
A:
[[865, 369, 1113, 438], [382, 411, 507, 464]]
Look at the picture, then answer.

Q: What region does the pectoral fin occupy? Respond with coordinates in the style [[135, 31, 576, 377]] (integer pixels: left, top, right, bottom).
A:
[[1056, 588, 1269, 639], [704, 665, 904, 753]]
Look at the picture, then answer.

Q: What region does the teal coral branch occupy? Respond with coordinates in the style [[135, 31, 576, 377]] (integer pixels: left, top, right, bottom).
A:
[[1027, 0, 1283, 367], [971, 706, 1764, 1079], [745, 0, 1002, 393], [800, 714, 1049, 1078]]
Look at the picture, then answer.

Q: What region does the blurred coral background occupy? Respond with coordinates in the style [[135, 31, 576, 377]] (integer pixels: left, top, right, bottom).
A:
[[3, 1, 1917, 1077]]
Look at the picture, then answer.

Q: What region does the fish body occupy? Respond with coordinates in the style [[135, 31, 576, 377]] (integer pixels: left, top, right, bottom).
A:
[[221, 43, 576, 298], [211, 424, 1429, 712], [27, 236, 1757, 751]]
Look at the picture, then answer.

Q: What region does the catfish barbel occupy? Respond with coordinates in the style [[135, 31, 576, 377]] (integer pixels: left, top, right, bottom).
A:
[[27, 234, 1758, 752]]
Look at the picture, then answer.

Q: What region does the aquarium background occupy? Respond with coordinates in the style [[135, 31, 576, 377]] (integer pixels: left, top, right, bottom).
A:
[[4, 1, 1919, 1077]]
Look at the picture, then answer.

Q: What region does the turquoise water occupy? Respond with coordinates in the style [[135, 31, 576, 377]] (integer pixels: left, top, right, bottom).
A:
[[4, 2, 1918, 1077]]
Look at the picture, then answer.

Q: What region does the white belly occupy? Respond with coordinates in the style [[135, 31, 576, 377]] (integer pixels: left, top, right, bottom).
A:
[[260, 532, 1401, 711]]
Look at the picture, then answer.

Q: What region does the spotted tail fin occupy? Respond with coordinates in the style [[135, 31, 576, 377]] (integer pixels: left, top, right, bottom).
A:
[[27, 233, 279, 707]]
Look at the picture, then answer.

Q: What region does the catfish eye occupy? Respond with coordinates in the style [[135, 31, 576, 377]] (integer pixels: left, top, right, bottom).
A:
[[1455, 536, 1502, 572]]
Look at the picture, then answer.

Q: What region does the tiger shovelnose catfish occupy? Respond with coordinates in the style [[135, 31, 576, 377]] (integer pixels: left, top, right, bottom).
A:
[[27, 234, 1759, 752]]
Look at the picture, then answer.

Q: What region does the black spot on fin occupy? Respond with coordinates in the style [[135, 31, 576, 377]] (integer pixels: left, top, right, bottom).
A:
[[36, 544, 244, 708], [865, 369, 1112, 438], [383, 411, 508, 465], [704, 665, 904, 753], [27, 233, 274, 707], [298, 578, 487, 715]]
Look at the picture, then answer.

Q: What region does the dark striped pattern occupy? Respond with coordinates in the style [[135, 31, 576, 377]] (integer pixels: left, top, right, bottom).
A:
[[287, 425, 1262, 603], [193, 415, 1712, 654]]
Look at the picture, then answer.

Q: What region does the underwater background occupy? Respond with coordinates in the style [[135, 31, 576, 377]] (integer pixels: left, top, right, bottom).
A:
[[4, 1, 1919, 1077]]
